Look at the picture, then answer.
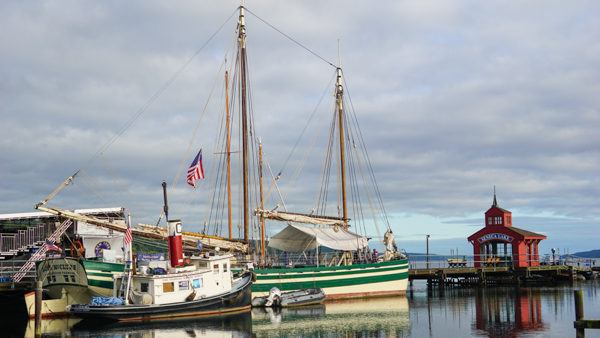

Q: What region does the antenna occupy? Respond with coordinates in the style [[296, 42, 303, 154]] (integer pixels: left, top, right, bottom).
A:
[[337, 38, 342, 68]]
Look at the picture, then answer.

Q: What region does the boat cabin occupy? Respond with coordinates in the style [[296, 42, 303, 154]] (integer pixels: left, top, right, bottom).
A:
[[115, 254, 233, 305]]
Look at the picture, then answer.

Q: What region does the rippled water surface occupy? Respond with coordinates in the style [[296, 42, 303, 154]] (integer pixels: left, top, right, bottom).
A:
[[7, 281, 600, 337]]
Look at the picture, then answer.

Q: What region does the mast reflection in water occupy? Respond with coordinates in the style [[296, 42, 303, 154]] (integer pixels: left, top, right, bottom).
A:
[[11, 282, 600, 337]]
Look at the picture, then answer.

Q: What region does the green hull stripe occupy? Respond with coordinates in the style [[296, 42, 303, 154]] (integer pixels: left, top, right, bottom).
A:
[[255, 259, 408, 275], [88, 279, 114, 289], [252, 271, 409, 292], [82, 260, 124, 272], [256, 264, 408, 280], [86, 272, 118, 277]]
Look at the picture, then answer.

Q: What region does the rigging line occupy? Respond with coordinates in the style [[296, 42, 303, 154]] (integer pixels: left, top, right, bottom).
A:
[[243, 7, 337, 69], [206, 67, 231, 235], [343, 76, 392, 229], [348, 115, 383, 240], [316, 104, 337, 214], [347, 109, 384, 239], [278, 73, 335, 189], [85, 8, 239, 170], [154, 55, 229, 227], [318, 102, 337, 214], [278, 73, 336, 180], [172, 55, 230, 189], [266, 161, 288, 211], [346, 115, 370, 237]]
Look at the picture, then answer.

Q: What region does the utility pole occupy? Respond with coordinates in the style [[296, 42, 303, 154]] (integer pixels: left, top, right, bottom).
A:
[[426, 234, 430, 269]]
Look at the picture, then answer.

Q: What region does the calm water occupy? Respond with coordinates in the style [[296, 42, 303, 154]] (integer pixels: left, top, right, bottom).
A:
[[8, 281, 600, 337]]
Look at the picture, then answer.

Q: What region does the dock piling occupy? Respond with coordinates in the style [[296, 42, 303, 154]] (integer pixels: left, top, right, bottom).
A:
[[575, 290, 584, 321], [574, 289, 600, 337], [35, 280, 42, 337]]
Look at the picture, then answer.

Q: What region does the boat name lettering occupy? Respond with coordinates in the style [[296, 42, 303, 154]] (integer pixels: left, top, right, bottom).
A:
[[48, 264, 77, 271], [478, 233, 513, 243]]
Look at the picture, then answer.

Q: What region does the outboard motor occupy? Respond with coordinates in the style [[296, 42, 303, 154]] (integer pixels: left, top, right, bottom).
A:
[[265, 287, 282, 307]]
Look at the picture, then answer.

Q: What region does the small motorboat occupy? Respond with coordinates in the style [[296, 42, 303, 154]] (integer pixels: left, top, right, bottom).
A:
[[252, 287, 325, 308]]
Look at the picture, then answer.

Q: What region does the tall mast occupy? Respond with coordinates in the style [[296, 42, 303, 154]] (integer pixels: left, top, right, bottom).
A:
[[258, 140, 266, 264], [238, 6, 249, 243], [225, 71, 233, 240], [336, 68, 348, 228]]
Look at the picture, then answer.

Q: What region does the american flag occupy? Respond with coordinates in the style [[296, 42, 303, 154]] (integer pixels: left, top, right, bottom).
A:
[[45, 240, 61, 252], [124, 223, 133, 245], [187, 149, 205, 188]]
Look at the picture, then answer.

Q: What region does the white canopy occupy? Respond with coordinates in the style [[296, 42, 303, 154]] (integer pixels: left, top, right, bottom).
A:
[[267, 224, 369, 252]]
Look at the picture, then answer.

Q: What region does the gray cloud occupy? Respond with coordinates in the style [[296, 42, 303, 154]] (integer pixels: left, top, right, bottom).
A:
[[1, 1, 599, 252]]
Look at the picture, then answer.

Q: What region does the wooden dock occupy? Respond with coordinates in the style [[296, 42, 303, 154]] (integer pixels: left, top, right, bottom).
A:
[[409, 265, 593, 287]]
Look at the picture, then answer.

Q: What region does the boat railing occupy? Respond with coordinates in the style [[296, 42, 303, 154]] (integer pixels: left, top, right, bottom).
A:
[[259, 251, 379, 268], [0, 259, 37, 281], [0, 223, 53, 258]]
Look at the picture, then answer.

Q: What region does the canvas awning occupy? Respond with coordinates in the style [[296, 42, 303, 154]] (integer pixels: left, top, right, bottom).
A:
[[267, 224, 369, 252]]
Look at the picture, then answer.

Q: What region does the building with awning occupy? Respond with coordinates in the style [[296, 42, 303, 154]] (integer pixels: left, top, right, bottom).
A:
[[468, 194, 546, 268]]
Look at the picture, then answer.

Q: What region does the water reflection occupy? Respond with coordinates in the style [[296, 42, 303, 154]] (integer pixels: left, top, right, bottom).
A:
[[473, 288, 545, 337], [22, 312, 252, 337], [252, 297, 410, 337], [10, 282, 600, 337]]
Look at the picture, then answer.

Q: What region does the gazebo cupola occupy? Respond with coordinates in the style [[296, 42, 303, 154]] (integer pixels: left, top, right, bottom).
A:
[[485, 193, 512, 227]]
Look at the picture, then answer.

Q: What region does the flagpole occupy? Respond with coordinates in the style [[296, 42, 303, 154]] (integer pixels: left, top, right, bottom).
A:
[[124, 212, 133, 305]]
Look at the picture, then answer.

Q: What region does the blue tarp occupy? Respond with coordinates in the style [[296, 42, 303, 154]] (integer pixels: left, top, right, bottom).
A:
[[91, 297, 124, 306]]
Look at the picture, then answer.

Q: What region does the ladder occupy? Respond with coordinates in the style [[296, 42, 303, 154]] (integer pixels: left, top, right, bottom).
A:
[[12, 219, 73, 283], [117, 260, 132, 303]]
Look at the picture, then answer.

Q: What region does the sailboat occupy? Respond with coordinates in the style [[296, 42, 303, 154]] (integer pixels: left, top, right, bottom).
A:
[[31, 4, 408, 303], [202, 6, 409, 299]]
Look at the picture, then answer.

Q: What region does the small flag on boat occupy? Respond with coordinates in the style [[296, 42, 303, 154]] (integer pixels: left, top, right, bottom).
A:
[[124, 223, 133, 245], [187, 149, 205, 188], [44, 240, 61, 252]]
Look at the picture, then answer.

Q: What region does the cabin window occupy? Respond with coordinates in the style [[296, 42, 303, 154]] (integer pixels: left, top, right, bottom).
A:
[[63, 275, 69, 282], [70, 275, 76, 283], [192, 278, 202, 288], [52, 275, 57, 283], [46, 276, 52, 284], [213, 264, 220, 274], [179, 281, 189, 291], [224, 263, 228, 272], [163, 282, 175, 293], [141, 283, 149, 292], [487, 217, 492, 224]]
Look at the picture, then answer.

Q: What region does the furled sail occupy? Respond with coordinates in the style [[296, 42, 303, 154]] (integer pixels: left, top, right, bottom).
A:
[[267, 224, 368, 252], [255, 209, 347, 227]]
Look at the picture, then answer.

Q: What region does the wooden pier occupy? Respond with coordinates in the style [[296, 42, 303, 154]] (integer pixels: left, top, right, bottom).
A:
[[409, 264, 593, 288], [574, 289, 600, 337]]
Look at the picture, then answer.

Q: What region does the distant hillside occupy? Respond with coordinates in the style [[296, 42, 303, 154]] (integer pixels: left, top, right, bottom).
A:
[[572, 250, 600, 258]]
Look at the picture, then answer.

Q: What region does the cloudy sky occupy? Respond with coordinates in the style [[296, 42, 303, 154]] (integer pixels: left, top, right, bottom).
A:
[[1, 1, 599, 256]]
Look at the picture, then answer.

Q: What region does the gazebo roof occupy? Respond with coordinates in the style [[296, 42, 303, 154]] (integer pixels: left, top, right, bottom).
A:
[[510, 226, 546, 239], [468, 225, 546, 242]]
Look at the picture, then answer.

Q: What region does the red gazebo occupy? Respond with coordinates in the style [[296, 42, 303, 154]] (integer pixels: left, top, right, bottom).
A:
[[468, 193, 546, 268]]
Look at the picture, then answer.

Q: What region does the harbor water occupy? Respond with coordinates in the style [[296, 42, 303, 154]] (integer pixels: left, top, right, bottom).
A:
[[5, 281, 599, 337]]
